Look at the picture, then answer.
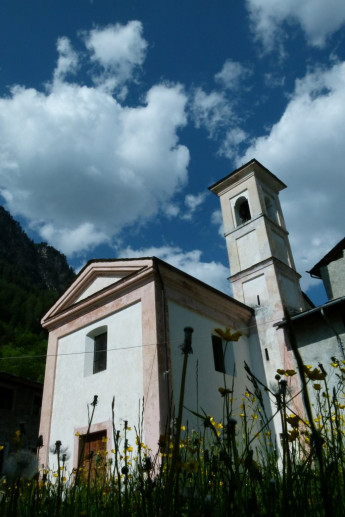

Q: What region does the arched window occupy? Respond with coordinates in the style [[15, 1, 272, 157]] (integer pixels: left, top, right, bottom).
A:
[[234, 196, 251, 226]]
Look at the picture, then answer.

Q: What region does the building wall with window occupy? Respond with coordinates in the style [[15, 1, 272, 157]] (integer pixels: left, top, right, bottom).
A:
[[47, 302, 142, 472], [167, 300, 253, 428]]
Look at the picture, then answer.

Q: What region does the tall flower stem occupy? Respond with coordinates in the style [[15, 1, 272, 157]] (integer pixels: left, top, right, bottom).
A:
[[165, 327, 193, 513], [71, 395, 98, 508]]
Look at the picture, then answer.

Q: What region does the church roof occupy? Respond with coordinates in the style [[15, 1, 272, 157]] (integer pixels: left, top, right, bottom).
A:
[[41, 256, 253, 330]]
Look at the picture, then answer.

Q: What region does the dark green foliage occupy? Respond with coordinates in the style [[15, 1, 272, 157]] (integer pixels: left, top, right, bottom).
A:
[[0, 206, 75, 381]]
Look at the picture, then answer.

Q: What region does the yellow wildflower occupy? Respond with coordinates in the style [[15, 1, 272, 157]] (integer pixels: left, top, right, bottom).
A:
[[286, 414, 300, 428], [214, 327, 242, 341], [303, 365, 326, 381], [285, 369, 297, 376], [184, 460, 199, 473], [287, 429, 299, 442], [218, 386, 232, 397]]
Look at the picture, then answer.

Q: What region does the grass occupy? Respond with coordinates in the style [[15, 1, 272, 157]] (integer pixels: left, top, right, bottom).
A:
[[2, 328, 345, 516]]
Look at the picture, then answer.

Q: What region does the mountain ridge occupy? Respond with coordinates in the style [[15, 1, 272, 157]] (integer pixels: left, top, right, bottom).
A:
[[0, 206, 76, 381]]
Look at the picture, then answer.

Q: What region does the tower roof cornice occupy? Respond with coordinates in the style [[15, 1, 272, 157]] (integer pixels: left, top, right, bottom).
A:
[[209, 158, 287, 195]]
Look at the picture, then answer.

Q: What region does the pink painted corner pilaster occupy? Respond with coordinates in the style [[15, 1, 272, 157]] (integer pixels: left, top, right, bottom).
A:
[[38, 330, 59, 467]]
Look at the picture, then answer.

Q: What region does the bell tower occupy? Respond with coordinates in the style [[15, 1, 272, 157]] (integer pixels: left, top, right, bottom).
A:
[[209, 159, 306, 379]]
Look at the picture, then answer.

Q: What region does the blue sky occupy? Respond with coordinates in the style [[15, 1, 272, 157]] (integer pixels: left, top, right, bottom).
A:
[[1, 0, 345, 305]]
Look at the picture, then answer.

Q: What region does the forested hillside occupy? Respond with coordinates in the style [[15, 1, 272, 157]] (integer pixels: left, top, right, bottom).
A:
[[0, 206, 75, 381]]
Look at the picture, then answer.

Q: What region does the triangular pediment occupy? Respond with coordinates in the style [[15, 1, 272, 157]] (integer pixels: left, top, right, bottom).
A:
[[41, 258, 153, 325]]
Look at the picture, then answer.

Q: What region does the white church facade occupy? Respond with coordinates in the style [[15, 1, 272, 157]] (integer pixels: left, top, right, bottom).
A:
[[39, 256, 261, 470], [39, 159, 345, 470]]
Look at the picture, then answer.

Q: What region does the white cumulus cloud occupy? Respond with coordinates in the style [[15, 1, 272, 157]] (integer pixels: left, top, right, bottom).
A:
[[53, 37, 79, 83], [83, 21, 148, 94], [0, 23, 189, 257], [215, 60, 252, 90], [118, 245, 230, 293], [239, 61, 345, 289], [190, 59, 252, 149], [246, 0, 345, 52], [191, 88, 233, 138], [182, 192, 207, 220]]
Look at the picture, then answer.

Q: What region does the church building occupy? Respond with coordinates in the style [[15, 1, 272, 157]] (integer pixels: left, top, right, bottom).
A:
[[39, 159, 344, 471]]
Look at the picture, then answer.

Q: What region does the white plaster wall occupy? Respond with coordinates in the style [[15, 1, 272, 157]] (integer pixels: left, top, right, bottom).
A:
[[321, 252, 345, 300], [280, 274, 303, 311], [167, 300, 252, 430], [296, 314, 345, 403], [237, 230, 261, 270], [242, 274, 268, 307], [48, 301, 142, 471], [76, 275, 123, 302], [272, 231, 290, 266]]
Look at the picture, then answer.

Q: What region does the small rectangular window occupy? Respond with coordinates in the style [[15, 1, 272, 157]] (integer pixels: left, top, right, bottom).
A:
[[212, 335, 236, 375], [93, 332, 107, 374], [212, 335, 225, 373]]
